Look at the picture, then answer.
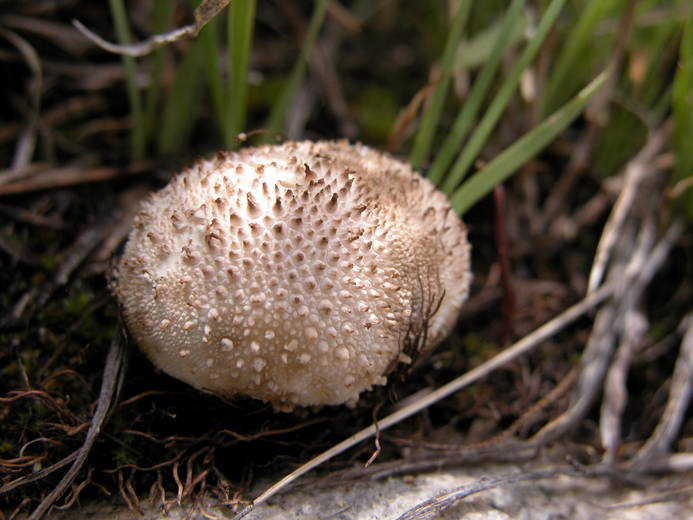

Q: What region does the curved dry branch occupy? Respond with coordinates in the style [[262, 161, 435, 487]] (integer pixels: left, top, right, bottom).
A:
[[72, 0, 231, 57]]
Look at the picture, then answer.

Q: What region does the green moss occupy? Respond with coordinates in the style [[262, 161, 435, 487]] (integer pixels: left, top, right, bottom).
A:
[[64, 290, 91, 315], [41, 254, 63, 272], [0, 441, 16, 455], [459, 332, 500, 365]]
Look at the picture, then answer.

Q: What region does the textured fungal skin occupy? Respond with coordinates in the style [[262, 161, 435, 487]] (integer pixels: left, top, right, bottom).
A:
[[116, 141, 471, 410]]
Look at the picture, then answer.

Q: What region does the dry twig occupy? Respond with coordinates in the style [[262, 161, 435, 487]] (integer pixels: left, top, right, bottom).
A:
[[0, 27, 43, 171], [0, 162, 149, 196], [587, 125, 669, 293], [631, 314, 693, 472], [73, 0, 231, 57]]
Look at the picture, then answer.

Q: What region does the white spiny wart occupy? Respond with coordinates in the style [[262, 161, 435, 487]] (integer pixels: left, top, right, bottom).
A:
[[115, 140, 471, 410]]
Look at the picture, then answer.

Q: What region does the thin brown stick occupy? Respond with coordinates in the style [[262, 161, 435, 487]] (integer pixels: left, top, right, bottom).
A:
[[364, 403, 384, 468], [53, 469, 93, 510], [493, 185, 516, 344], [117, 469, 144, 515], [0, 452, 79, 495], [0, 162, 149, 196]]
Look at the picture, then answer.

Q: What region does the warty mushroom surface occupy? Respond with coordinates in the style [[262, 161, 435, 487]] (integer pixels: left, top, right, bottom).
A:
[[115, 140, 471, 410]]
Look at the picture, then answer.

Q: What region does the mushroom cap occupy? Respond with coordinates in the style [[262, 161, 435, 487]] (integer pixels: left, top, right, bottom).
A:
[[115, 140, 471, 410]]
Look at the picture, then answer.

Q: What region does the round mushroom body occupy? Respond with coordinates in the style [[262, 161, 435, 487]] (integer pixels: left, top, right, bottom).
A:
[[115, 140, 471, 410]]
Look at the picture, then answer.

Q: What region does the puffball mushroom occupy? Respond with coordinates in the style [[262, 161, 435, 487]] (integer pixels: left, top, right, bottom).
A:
[[115, 140, 471, 410]]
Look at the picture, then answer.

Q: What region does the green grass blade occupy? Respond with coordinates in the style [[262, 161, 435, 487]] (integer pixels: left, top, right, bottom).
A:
[[143, 0, 173, 143], [199, 15, 227, 142], [227, 0, 257, 149], [158, 41, 203, 154], [109, 0, 145, 159], [262, 0, 329, 139], [453, 8, 527, 69], [450, 70, 608, 215], [441, 0, 567, 194], [541, 0, 620, 116], [443, 0, 565, 193], [671, 14, 693, 217], [409, 0, 471, 170], [427, 0, 525, 185], [632, 12, 678, 110]]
